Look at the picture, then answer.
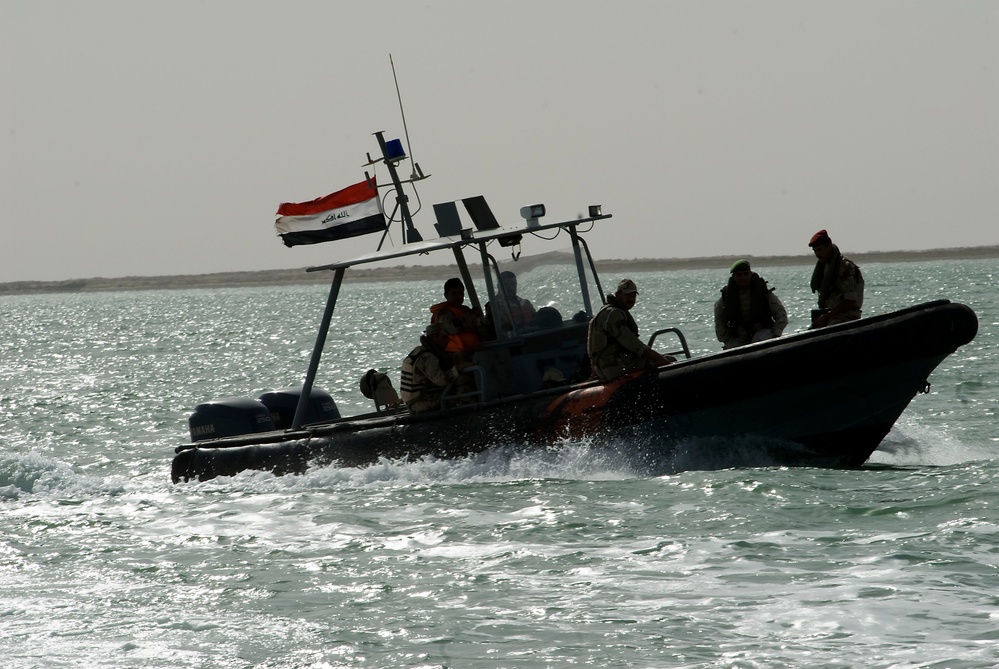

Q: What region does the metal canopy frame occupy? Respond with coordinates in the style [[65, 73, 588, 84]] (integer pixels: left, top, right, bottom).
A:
[[289, 134, 612, 430]]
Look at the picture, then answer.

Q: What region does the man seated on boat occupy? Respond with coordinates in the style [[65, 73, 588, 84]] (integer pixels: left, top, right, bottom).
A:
[[400, 323, 471, 413], [587, 278, 676, 381], [808, 229, 865, 328], [485, 270, 537, 336], [430, 277, 486, 360], [713, 259, 788, 349]]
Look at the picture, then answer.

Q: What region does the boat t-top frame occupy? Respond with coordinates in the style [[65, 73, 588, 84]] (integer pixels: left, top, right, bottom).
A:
[[288, 131, 613, 429]]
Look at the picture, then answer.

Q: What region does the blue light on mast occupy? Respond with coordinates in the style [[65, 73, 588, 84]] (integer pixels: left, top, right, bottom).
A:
[[385, 139, 406, 162]]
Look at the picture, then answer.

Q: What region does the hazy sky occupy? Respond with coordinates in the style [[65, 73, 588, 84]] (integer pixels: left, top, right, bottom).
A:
[[2, 1, 997, 283]]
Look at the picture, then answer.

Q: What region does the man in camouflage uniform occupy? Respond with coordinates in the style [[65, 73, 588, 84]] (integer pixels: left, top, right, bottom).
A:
[[587, 278, 675, 382], [400, 323, 460, 413], [714, 259, 788, 349], [808, 229, 865, 328]]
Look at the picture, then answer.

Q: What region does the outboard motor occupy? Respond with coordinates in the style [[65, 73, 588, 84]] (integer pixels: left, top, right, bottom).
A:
[[258, 386, 340, 429], [188, 397, 276, 442]]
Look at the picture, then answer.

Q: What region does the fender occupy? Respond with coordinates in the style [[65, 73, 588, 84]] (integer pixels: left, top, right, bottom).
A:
[[541, 371, 643, 439]]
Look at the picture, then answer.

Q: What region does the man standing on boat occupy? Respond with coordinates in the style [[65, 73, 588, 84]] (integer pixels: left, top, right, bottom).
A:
[[713, 259, 788, 349], [587, 279, 675, 381], [400, 323, 465, 413], [808, 230, 865, 328]]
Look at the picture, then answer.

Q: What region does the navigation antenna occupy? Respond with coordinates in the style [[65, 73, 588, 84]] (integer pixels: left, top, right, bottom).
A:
[[366, 55, 430, 250], [390, 54, 422, 182]]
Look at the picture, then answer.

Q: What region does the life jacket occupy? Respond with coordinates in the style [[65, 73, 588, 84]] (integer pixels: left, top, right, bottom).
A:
[[494, 297, 534, 328], [400, 337, 454, 403], [400, 347, 428, 403], [588, 295, 638, 355], [429, 302, 483, 354], [722, 274, 775, 333]]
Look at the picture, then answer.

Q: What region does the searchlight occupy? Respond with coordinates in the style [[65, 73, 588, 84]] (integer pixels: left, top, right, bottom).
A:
[[520, 203, 546, 227]]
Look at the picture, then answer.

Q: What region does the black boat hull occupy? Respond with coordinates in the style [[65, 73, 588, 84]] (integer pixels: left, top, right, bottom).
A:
[[172, 301, 978, 483]]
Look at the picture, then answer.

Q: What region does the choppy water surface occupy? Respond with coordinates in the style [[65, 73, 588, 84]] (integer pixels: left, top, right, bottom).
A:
[[1, 259, 997, 668]]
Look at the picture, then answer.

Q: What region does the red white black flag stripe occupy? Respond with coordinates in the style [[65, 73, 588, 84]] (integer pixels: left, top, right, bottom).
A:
[[275, 179, 386, 247]]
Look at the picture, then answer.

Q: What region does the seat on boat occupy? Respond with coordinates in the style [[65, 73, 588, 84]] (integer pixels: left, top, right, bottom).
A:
[[360, 369, 402, 411], [533, 306, 562, 330]]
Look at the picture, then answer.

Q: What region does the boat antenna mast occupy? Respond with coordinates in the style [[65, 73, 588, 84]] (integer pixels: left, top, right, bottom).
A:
[[391, 53, 423, 183], [365, 54, 430, 248], [371, 131, 422, 245]]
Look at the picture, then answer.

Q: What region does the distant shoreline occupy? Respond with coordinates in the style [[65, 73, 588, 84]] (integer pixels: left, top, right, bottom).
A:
[[2, 245, 997, 296]]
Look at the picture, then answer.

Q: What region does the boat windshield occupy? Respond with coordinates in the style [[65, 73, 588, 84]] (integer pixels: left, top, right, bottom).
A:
[[480, 253, 600, 338]]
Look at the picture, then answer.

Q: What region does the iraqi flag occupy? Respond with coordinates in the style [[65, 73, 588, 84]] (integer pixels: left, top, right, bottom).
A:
[[275, 179, 386, 247]]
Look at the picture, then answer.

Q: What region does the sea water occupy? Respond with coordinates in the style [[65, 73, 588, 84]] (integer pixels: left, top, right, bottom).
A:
[[1, 259, 996, 668]]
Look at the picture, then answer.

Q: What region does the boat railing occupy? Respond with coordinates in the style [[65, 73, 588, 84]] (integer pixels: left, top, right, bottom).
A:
[[441, 365, 487, 409], [648, 327, 692, 360]]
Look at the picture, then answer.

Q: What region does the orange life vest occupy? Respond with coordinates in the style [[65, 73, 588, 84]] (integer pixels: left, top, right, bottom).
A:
[[429, 302, 483, 354]]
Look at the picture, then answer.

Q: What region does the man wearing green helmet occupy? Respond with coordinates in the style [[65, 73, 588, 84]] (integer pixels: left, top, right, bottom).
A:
[[713, 259, 788, 350]]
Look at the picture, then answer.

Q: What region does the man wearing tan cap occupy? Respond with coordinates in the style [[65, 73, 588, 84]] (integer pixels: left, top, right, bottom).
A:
[[808, 230, 864, 328], [587, 278, 675, 381]]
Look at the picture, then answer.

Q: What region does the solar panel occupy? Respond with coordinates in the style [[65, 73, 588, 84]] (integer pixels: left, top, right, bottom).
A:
[[461, 196, 500, 231], [432, 201, 464, 237]]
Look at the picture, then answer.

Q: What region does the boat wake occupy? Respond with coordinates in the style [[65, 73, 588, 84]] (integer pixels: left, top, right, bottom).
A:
[[260, 423, 995, 490], [870, 422, 993, 467], [0, 450, 126, 499], [221, 434, 857, 491], [289, 438, 638, 488]]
